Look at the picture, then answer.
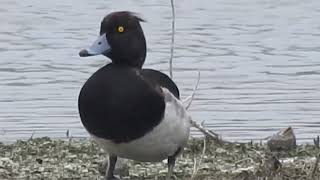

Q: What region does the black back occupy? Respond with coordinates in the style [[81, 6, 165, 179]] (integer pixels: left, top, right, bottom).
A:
[[141, 69, 180, 99], [78, 64, 165, 143]]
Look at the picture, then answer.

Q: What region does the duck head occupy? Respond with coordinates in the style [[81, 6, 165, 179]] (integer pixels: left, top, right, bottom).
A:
[[79, 11, 146, 68]]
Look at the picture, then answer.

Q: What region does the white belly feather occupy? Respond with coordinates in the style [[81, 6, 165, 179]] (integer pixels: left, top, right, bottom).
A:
[[92, 88, 191, 162]]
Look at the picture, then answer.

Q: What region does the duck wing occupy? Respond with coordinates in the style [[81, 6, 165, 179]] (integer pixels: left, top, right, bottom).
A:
[[141, 69, 180, 99]]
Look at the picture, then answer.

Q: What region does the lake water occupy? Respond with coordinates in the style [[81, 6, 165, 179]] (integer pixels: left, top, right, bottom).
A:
[[1, 0, 319, 143]]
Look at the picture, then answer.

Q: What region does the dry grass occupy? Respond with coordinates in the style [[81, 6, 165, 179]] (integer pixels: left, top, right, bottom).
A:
[[0, 137, 319, 180]]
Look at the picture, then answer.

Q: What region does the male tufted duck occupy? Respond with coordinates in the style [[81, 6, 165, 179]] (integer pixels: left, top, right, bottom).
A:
[[78, 11, 190, 180]]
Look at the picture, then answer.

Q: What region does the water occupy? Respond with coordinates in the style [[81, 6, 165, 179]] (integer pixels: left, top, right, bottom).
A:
[[0, 0, 319, 142]]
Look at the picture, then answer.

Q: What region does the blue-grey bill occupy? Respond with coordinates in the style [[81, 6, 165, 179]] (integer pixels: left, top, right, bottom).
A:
[[79, 34, 111, 57]]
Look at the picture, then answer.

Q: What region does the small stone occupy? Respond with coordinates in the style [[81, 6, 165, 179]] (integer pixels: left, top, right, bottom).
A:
[[65, 164, 75, 171], [216, 148, 227, 154], [267, 126, 296, 151], [82, 168, 89, 173], [39, 167, 45, 172], [36, 158, 43, 164], [0, 157, 14, 167]]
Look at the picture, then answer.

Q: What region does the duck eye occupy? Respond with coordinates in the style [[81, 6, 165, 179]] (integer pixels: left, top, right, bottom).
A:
[[117, 26, 124, 33]]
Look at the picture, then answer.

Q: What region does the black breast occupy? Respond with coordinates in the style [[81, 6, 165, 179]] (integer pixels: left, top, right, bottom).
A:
[[78, 64, 165, 143]]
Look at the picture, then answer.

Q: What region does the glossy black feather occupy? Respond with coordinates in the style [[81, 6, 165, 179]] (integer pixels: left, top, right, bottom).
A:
[[78, 64, 165, 143], [141, 69, 180, 99]]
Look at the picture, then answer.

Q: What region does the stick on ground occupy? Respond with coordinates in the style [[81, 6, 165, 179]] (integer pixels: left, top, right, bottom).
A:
[[168, 0, 225, 144]]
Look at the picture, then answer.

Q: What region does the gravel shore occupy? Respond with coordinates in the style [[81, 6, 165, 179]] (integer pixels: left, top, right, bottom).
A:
[[0, 137, 319, 179]]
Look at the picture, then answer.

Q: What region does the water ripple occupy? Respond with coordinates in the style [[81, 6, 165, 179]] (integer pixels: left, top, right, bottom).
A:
[[0, 0, 319, 143]]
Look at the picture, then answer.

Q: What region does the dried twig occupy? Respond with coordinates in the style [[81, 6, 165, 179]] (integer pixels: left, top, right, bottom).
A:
[[66, 129, 70, 138], [311, 153, 320, 179], [168, 0, 226, 145], [180, 71, 224, 143], [29, 131, 35, 140], [181, 72, 226, 143], [190, 120, 222, 143], [191, 136, 206, 179], [314, 136, 320, 148], [192, 157, 197, 178], [234, 158, 254, 168], [169, 0, 175, 78], [183, 71, 201, 109]]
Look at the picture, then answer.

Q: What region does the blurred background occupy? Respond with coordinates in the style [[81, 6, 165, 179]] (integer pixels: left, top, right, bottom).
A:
[[0, 0, 319, 142]]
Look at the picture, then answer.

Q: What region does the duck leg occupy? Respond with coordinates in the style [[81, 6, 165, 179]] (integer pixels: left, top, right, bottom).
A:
[[166, 147, 182, 180], [166, 155, 176, 180], [105, 155, 119, 180]]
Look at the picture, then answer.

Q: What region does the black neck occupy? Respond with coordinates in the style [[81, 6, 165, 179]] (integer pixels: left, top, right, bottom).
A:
[[110, 55, 145, 68]]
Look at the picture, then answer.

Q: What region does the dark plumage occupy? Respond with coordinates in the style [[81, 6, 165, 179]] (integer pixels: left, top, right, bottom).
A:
[[141, 69, 180, 99], [79, 64, 165, 143], [78, 11, 189, 180]]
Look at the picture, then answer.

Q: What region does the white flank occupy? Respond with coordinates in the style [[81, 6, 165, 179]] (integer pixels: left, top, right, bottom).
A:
[[92, 88, 191, 162]]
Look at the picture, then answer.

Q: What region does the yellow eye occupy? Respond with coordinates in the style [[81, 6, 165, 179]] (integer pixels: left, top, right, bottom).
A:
[[117, 26, 124, 33]]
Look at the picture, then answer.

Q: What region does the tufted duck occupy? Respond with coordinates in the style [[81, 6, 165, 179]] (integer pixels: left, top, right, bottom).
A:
[[78, 11, 190, 180]]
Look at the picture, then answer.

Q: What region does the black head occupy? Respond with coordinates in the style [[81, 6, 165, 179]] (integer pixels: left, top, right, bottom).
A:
[[79, 11, 146, 68]]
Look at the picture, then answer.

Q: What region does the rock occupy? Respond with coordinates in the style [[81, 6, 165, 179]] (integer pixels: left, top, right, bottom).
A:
[[0, 157, 15, 168], [216, 148, 227, 154], [267, 127, 296, 151]]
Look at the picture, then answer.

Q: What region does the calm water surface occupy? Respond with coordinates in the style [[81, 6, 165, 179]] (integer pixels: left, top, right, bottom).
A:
[[1, 0, 319, 142]]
